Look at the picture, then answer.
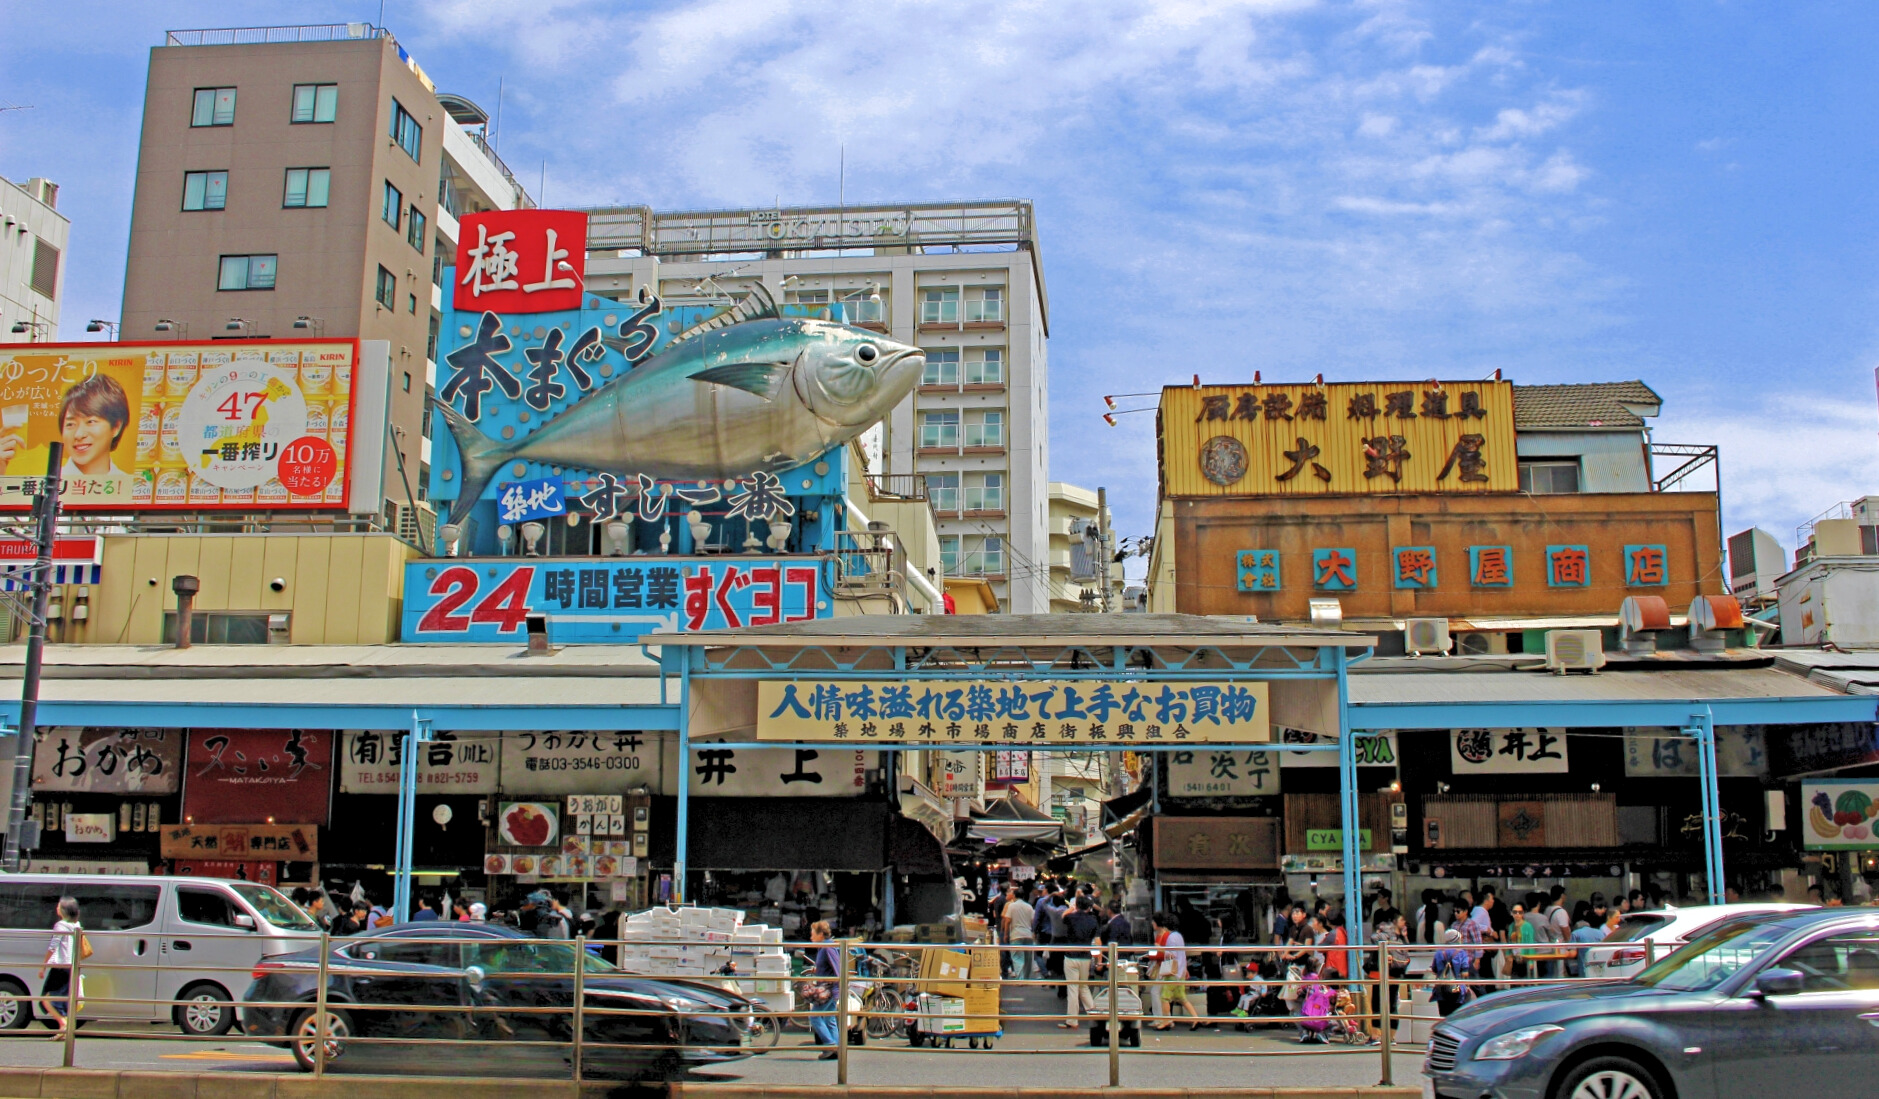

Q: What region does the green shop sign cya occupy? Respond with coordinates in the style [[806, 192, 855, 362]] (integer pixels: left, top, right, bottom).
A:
[[1305, 828, 1371, 851]]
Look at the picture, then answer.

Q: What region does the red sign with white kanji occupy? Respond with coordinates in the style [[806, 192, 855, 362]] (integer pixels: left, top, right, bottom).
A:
[[452, 209, 589, 314]]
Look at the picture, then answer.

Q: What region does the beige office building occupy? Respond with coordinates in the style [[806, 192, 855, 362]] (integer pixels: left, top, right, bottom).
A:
[[0, 175, 67, 343], [578, 202, 1052, 612], [118, 23, 530, 532]]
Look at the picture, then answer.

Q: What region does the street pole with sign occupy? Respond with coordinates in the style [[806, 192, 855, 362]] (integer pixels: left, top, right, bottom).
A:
[[3, 443, 63, 871]]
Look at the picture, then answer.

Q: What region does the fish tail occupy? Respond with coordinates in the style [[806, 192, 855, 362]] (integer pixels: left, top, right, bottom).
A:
[[437, 401, 513, 528]]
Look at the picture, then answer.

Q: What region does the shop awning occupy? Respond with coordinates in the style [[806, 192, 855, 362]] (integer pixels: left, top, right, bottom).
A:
[[898, 776, 955, 844], [0, 644, 676, 729], [1348, 661, 1878, 728], [966, 790, 1063, 844]]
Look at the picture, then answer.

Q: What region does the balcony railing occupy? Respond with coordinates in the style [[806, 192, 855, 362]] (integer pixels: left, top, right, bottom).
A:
[[165, 23, 386, 46]]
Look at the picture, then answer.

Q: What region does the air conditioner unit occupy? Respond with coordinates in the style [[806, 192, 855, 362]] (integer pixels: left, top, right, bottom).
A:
[[1404, 617, 1451, 655], [1544, 629, 1606, 674], [389, 500, 436, 547]]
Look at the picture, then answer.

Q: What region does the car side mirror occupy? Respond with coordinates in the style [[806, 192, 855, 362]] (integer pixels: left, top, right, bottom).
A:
[[465, 965, 486, 990], [233, 914, 256, 930], [1753, 968, 1804, 997]]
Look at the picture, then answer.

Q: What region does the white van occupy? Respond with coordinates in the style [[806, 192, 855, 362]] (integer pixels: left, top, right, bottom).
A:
[[0, 874, 322, 1035]]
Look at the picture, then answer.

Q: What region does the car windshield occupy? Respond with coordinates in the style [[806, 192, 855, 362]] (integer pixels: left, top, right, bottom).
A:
[[229, 883, 319, 931], [1630, 918, 1793, 992], [1606, 915, 1671, 943]]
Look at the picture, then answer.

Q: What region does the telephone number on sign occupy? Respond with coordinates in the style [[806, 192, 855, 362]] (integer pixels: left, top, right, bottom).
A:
[[524, 756, 644, 772], [352, 771, 492, 785]]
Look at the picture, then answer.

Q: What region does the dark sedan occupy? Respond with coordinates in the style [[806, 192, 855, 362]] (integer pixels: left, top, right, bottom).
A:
[[1426, 907, 1879, 1099], [241, 923, 761, 1078]]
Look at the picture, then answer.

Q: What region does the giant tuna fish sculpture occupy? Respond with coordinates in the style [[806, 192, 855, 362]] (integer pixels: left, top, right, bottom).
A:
[[437, 284, 925, 526]]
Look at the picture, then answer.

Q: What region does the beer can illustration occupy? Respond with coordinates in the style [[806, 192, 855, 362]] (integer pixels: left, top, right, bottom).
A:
[[303, 400, 330, 439], [299, 358, 333, 397], [130, 471, 154, 505], [187, 471, 222, 506], [159, 405, 183, 462], [257, 477, 290, 505], [332, 362, 352, 397], [221, 485, 256, 505], [166, 355, 200, 401], [142, 353, 167, 398], [153, 467, 189, 504]]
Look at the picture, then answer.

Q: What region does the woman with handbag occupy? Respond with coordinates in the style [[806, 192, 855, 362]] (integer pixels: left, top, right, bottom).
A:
[[37, 897, 87, 1036], [1430, 928, 1476, 1019]]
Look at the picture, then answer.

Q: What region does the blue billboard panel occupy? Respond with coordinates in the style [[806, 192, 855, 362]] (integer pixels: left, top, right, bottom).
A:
[[402, 558, 829, 643]]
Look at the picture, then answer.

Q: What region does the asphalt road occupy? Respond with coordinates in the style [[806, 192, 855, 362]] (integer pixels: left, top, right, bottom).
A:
[[0, 984, 1436, 1091]]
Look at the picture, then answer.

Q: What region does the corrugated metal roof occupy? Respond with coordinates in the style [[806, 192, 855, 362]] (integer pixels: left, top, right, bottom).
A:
[[668, 612, 1366, 648], [1348, 665, 1841, 704], [1512, 381, 1662, 430], [0, 643, 657, 678], [12, 676, 667, 708]]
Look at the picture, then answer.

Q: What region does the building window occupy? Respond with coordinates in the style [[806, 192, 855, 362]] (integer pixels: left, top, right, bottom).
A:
[[282, 167, 330, 208], [844, 293, 884, 324], [29, 239, 59, 299], [964, 471, 1004, 512], [191, 87, 236, 127], [922, 348, 960, 386], [163, 611, 276, 645], [958, 535, 1004, 576], [407, 292, 417, 314], [403, 372, 412, 393], [939, 535, 960, 575], [965, 348, 1003, 385], [181, 171, 228, 211], [375, 266, 397, 309], [381, 182, 403, 230], [920, 287, 959, 324], [390, 98, 422, 162], [217, 254, 276, 291], [965, 410, 1005, 448], [1519, 460, 1581, 494], [965, 286, 1004, 323], [407, 206, 427, 252], [785, 289, 830, 305], [928, 472, 959, 512], [920, 409, 960, 449], [427, 314, 439, 363], [291, 83, 338, 123]]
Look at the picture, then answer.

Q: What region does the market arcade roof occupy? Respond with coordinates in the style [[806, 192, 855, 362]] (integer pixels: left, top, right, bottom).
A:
[[663, 612, 1371, 650]]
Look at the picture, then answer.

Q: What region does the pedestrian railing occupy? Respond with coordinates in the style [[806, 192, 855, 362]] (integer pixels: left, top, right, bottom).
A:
[[0, 928, 1646, 1086]]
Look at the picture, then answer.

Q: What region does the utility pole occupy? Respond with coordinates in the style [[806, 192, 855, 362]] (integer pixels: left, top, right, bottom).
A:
[[1096, 486, 1111, 613], [3, 443, 62, 871]]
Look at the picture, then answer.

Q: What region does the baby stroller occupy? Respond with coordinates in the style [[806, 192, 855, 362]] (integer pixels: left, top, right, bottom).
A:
[[1326, 988, 1378, 1045]]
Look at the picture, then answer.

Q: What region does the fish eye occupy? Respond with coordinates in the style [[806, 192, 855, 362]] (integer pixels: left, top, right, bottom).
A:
[[855, 344, 879, 364]]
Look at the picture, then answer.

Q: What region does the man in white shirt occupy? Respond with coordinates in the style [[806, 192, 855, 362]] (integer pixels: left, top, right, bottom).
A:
[[1002, 886, 1037, 981]]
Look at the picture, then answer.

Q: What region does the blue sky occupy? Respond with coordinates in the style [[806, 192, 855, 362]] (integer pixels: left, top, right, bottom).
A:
[[6, 0, 1878, 570]]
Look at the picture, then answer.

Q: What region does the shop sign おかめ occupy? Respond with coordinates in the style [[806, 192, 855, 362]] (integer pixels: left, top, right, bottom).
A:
[[32, 728, 181, 794], [756, 680, 1269, 746]]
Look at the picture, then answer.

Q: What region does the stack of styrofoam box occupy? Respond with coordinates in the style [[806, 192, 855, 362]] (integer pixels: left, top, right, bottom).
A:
[[916, 993, 968, 1034]]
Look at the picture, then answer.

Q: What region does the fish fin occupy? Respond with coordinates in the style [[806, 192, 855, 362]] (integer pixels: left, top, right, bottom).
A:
[[437, 400, 515, 528], [667, 283, 781, 347], [688, 360, 791, 400]]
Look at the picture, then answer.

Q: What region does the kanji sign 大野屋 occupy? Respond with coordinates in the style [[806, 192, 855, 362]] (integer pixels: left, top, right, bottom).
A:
[[755, 680, 1270, 746]]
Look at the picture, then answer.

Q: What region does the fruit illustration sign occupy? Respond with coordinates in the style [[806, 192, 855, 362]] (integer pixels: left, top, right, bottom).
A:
[[0, 340, 363, 511], [497, 801, 560, 848], [1803, 781, 1879, 849]]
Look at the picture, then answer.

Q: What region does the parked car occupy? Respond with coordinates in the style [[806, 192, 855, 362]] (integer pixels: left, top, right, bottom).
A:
[[1426, 907, 1879, 1099], [1579, 904, 1812, 979], [0, 873, 322, 1035], [241, 923, 762, 1077]]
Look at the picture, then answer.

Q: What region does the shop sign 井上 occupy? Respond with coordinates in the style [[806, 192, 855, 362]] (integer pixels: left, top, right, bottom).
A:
[[339, 730, 498, 794], [159, 823, 318, 861], [1802, 781, 1879, 849], [32, 728, 181, 794], [1449, 728, 1569, 775], [499, 730, 660, 797], [688, 747, 873, 797], [1277, 729, 1399, 769], [1622, 727, 1768, 778], [756, 680, 1269, 746], [1165, 748, 1280, 798], [183, 729, 333, 825]]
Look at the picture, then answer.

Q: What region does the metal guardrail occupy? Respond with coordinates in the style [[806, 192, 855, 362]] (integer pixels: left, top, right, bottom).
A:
[[0, 928, 1648, 1086], [164, 24, 386, 47]]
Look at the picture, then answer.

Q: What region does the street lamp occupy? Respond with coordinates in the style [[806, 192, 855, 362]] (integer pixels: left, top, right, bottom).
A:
[[153, 318, 189, 339], [84, 320, 119, 339], [292, 315, 326, 337], [225, 318, 254, 334], [7, 320, 47, 341]]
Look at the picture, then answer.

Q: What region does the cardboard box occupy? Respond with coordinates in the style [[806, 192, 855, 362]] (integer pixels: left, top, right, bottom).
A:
[[968, 947, 1001, 979], [961, 986, 1000, 1027], [961, 916, 990, 944], [919, 947, 972, 996]]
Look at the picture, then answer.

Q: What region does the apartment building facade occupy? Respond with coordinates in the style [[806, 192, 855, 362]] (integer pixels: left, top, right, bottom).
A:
[[118, 23, 530, 532], [578, 202, 1051, 612], [1047, 481, 1122, 612], [0, 174, 67, 342]]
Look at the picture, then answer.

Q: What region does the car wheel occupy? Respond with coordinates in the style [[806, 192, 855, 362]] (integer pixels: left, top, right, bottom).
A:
[[1556, 1056, 1663, 1099], [176, 984, 235, 1037], [0, 979, 32, 1030], [289, 1006, 353, 1072]]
